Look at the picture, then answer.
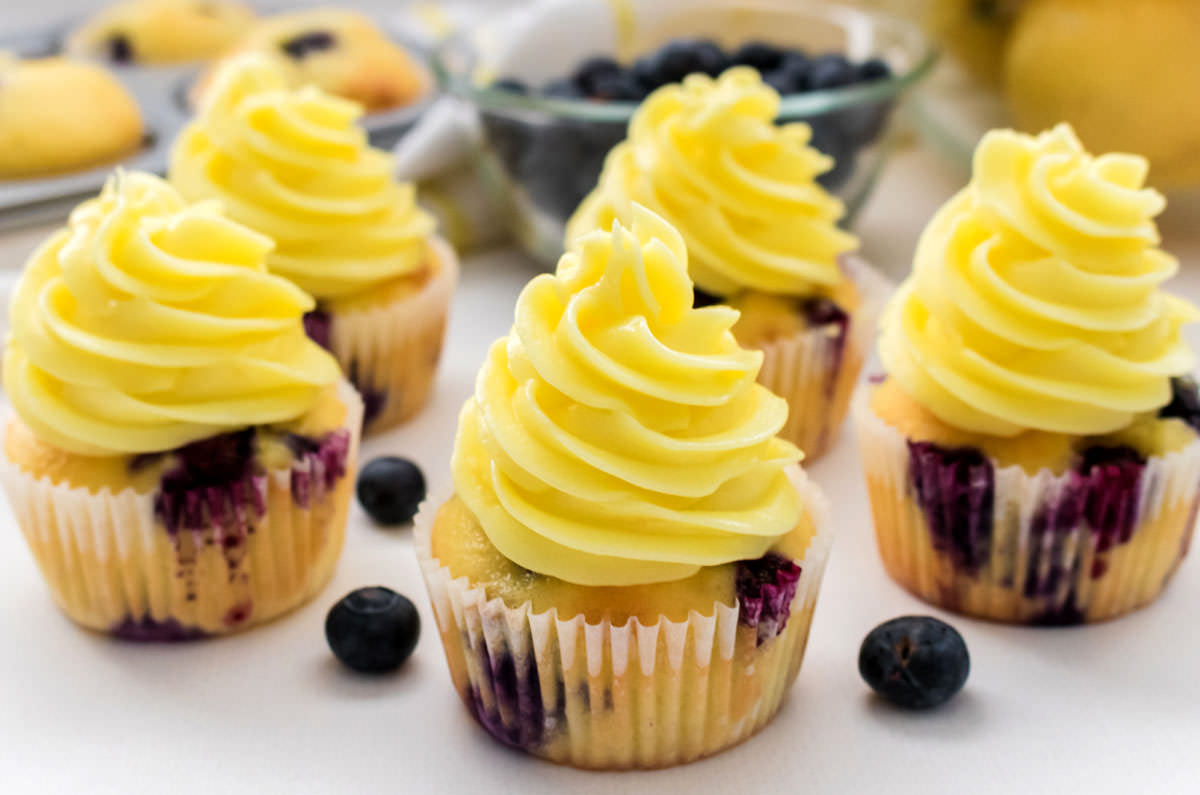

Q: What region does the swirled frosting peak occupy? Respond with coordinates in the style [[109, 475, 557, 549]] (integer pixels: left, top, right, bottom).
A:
[[567, 66, 858, 298], [452, 204, 803, 586], [169, 54, 436, 300], [881, 124, 1199, 437], [3, 171, 340, 457]]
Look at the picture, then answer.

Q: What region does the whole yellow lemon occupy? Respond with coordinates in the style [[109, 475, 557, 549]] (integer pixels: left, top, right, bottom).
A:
[[1005, 0, 1200, 189], [925, 0, 1025, 87]]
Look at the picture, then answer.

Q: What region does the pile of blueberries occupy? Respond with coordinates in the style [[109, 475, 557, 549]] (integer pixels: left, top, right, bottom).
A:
[[482, 38, 897, 228], [498, 39, 891, 104]]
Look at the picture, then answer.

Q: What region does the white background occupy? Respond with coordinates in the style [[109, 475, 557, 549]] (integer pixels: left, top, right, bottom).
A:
[[2, 1, 1200, 793]]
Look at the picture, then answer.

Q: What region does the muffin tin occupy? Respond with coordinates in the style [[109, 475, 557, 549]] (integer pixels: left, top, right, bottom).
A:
[[0, 15, 437, 233]]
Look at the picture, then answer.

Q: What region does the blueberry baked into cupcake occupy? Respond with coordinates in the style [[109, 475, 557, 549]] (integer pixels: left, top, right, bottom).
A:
[[568, 67, 886, 460], [66, 0, 255, 65], [193, 8, 429, 113], [858, 124, 1200, 625], [416, 205, 831, 768], [0, 172, 361, 640], [0, 55, 144, 180], [171, 55, 457, 434]]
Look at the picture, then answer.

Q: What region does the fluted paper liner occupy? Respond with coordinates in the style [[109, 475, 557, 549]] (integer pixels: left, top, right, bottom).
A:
[[854, 391, 1200, 624], [0, 381, 363, 639], [328, 235, 458, 435], [414, 466, 832, 769], [754, 254, 890, 460]]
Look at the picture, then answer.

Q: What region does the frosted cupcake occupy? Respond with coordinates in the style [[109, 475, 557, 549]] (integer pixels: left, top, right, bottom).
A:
[[857, 125, 1200, 625], [170, 55, 457, 434], [568, 67, 885, 460], [416, 205, 831, 768], [0, 172, 361, 640]]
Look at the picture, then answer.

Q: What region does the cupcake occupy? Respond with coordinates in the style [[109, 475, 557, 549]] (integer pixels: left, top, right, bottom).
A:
[[416, 205, 831, 768], [567, 67, 886, 460], [857, 124, 1200, 625], [0, 172, 361, 640], [192, 8, 429, 113], [66, 0, 255, 65], [0, 55, 144, 180], [170, 55, 457, 434]]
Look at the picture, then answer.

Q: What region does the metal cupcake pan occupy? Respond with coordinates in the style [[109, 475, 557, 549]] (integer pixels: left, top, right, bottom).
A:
[[0, 15, 439, 232]]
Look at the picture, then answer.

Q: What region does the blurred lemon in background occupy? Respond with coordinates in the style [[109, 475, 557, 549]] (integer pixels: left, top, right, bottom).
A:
[[925, 0, 1023, 87], [1005, 0, 1200, 189]]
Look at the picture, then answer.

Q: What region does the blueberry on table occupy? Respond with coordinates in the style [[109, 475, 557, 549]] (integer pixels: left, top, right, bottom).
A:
[[326, 587, 420, 674], [732, 41, 785, 72], [356, 456, 426, 526], [859, 616, 970, 709], [808, 53, 857, 91]]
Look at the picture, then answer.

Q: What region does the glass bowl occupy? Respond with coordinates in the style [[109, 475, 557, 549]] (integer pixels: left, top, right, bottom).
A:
[[435, 0, 937, 264]]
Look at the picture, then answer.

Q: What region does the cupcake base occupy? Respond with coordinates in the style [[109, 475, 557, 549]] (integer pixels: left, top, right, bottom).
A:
[[749, 255, 888, 461], [314, 236, 458, 435], [855, 390, 1200, 624], [414, 467, 832, 769], [0, 382, 363, 639]]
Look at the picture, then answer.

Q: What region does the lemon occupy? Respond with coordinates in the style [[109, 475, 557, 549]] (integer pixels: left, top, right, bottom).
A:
[[1005, 0, 1200, 189], [925, 0, 1024, 87]]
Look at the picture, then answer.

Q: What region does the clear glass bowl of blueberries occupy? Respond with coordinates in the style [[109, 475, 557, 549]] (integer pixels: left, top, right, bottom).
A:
[[435, 0, 937, 264]]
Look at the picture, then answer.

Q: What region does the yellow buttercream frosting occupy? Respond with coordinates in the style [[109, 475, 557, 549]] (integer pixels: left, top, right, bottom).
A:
[[169, 54, 436, 300], [451, 204, 803, 586], [880, 124, 1199, 437], [3, 171, 340, 457], [567, 67, 858, 298]]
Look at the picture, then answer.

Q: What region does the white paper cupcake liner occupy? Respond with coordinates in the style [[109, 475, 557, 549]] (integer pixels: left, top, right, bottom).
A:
[[328, 235, 458, 435], [413, 466, 832, 769], [755, 254, 891, 460], [854, 390, 1200, 624], [0, 382, 363, 639]]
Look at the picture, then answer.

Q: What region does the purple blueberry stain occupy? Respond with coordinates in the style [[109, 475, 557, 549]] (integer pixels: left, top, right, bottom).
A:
[[111, 615, 208, 642], [347, 360, 388, 431], [302, 307, 333, 352], [907, 441, 995, 574], [287, 430, 351, 508], [281, 30, 337, 59], [464, 647, 561, 750], [736, 553, 803, 646]]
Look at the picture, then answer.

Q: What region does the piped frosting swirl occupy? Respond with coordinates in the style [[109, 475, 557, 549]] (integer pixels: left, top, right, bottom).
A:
[[3, 171, 339, 457], [880, 124, 1199, 437], [452, 204, 803, 586], [169, 54, 436, 300], [567, 67, 858, 298]]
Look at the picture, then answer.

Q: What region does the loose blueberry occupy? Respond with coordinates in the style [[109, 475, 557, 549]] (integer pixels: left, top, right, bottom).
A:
[[573, 55, 621, 94], [859, 616, 970, 710], [1159, 376, 1200, 433], [808, 53, 856, 91], [648, 38, 727, 85], [542, 77, 583, 99], [357, 456, 426, 526], [280, 30, 336, 59], [325, 587, 420, 674], [732, 41, 785, 72], [765, 51, 810, 95], [587, 70, 644, 101], [858, 57, 892, 82], [106, 33, 134, 63], [492, 77, 530, 95]]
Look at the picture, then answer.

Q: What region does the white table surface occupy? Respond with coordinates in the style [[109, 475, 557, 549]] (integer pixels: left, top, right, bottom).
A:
[[3, 1, 1200, 788]]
